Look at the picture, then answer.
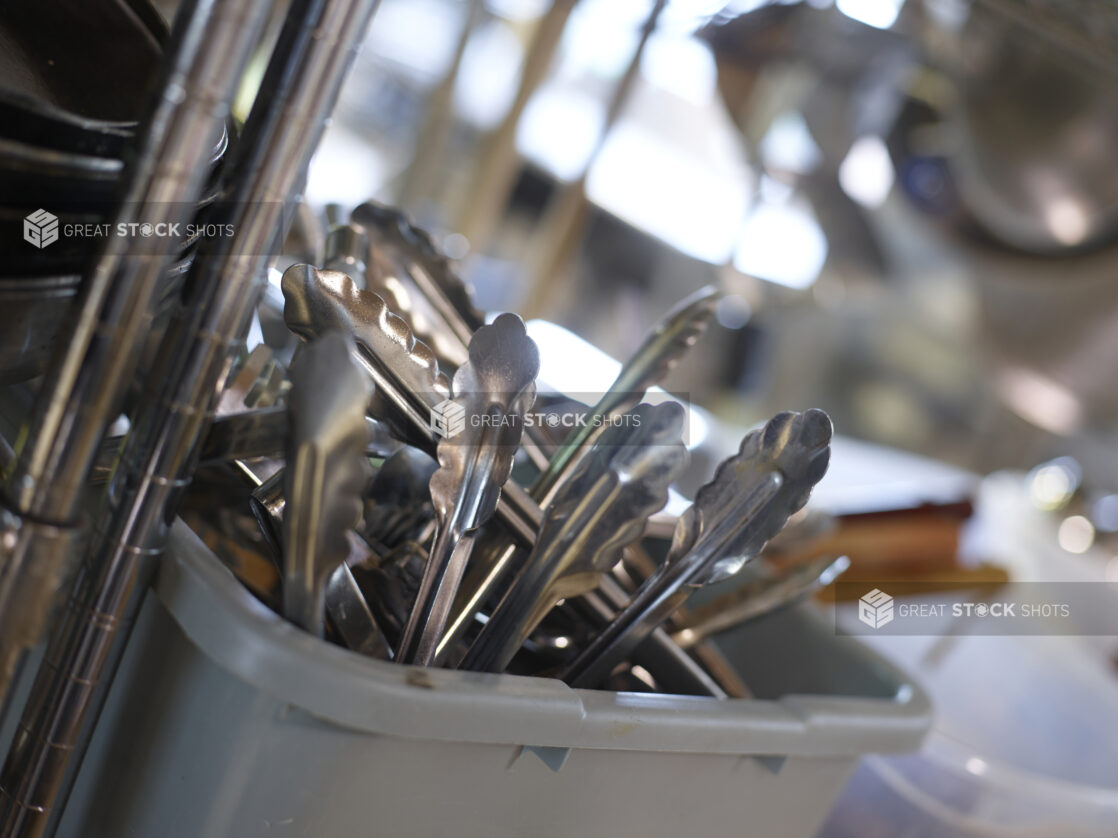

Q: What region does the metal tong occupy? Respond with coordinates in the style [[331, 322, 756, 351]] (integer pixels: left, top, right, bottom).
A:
[[533, 285, 721, 501], [562, 409, 832, 688], [437, 285, 720, 660], [361, 446, 438, 551], [396, 313, 538, 664], [461, 402, 689, 673], [281, 263, 539, 553], [282, 332, 373, 634], [348, 201, 486, 369], [672, 554, 850, 649], [282, 263, 451, 451]]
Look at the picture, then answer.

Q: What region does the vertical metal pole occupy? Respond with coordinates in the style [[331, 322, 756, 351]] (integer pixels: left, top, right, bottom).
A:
[[395, 0, 486, 213], [0, 0, 276, 833], [521, 0, 667, 319], [0, 0, 383, 835], [0, 0, 269, 698], [451, 0, 577, 253]]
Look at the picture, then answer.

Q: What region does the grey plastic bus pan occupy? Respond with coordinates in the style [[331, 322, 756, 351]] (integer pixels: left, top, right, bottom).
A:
[[47, 521, 930, 837]]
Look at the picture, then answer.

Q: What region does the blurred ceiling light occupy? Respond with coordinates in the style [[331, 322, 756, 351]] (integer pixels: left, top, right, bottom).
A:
[[838, 135, 895, 208], [366, 0, 465, 82], [639, 33, 717, 105], [836, 0, 905, 29], [442, 232, 470, 260], [965, 757, 989, 777], [1092, 495, 1118, 533], [305, 128, 390, 208], [734, 201, 828, 290], [1044, 197, 1090, 247], [715, 294, 752, 329], [587, 122, 748, 264], [996, 367, 1083, 436], [484, 0, 550, 22], [517, 85, 605, 180], [1057, 515, 1095, 554], [1028, 457, 1081, 511], [560, 0, 646, 79], [759, 111, 822, 176], [454, 20, 523, 129]]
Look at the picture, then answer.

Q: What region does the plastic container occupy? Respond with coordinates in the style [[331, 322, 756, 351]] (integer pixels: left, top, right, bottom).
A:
[[45, 522, 930, 838], [819, 731, 1118, 838], [819, 629, 1118, 837]]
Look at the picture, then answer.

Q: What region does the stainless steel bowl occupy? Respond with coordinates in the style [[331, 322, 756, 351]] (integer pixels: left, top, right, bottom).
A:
[[950, 6, 1118, 253]]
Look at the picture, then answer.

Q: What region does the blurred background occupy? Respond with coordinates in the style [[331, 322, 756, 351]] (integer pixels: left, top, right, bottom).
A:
[[268, 0, 1118, 490]]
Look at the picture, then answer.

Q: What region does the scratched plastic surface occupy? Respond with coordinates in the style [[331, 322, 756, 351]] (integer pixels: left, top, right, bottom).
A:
[[20, 521, 930, 838]]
